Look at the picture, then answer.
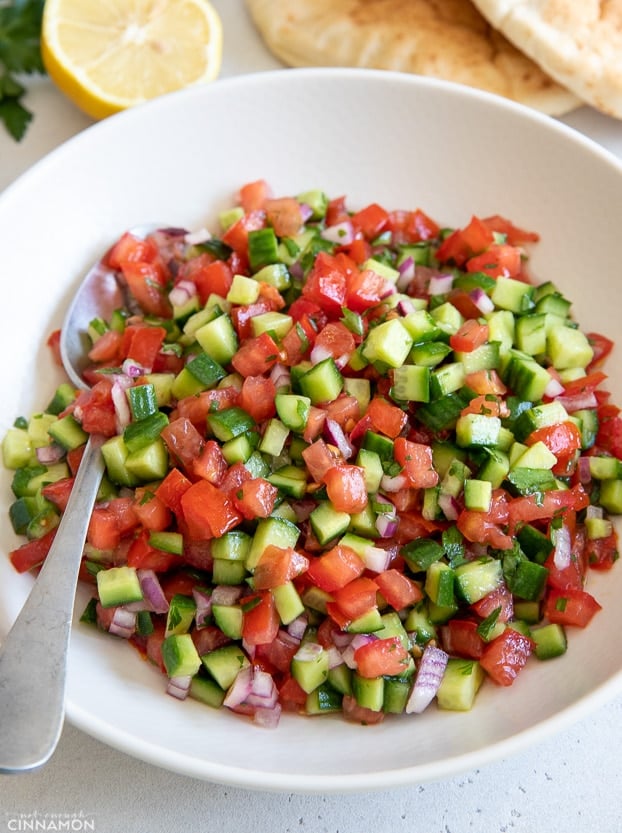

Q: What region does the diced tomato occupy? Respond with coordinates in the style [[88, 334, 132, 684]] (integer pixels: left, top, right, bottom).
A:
[[74, 379, 117, 437], [466, 244, 522, 278], [253, 545, 309, 590], [106, 231, 159, 268], [345, 268, 393, 312], [132, 487, 172, 531], [322, 464, 368, 513], [221, 209, 265, 254], [447, 289, 484, 320], [325, 395, 360, 429], [265, 197, 303, 237], [122, 325, 167, 369], [596, 411, 622, 460], [375, 569, 422, 610], [87, 497, 138, 550], [393, 438, 439, 489], [233, 477, 279, 520], [281, 322, 310, 365], [354, 636, 409, 678], [220, 461, 252, 494], [341, 694, 385, 724], [457, 510, 514, 550], [279, 674, 308, 711], [145, 620, 167, 673], [587, 332, 614, 369], [544, 586, 602, 627], [350, 202, 389, 240], [255, 630, 301, 674], [241, 590, 280, 646], [9, 528, 57, 573], [306, 545, 366, 592], [154, 467, 192, 516], [192, 439, 227, 485], [231, 300, 273, 340], [231, 332, 280, 377], [192, 625, 231, 655], [88, 329, 123, 364], [441, 619, 485, 659], [526, 420, 583, 475], [313, 321, 356, 362], [450, 320, 489, 353], [47, 329, 63, 366], [332, 576, 379, 620], [120, 260, 172, 318], [180, 480, 242, 539], [42, 477, 75, 513], [585, 531, 619, 571], [174, 387, 240, 433], [471, 583, 514, 622], [239, 375, 277, 422], [160, 417, 205, 470], [239, 179, 272, 212], [560, 371, 607, 397], [436, 216, 494, 266], [508, 485, 590, 529], [465, 369, 507, 396], [159, 570, 201, 601], [367, 397, 407, 439], [302, 406, 326, 443], [301, 252, 348, 317], [325, 195, 348, 227], [480, 215, 539, 245], [387, 208, 440, 243], [126, 530, 180, 572], [302, 439, 338, 483], [460, 394, 509, 419], [479, 628, 534, 686]]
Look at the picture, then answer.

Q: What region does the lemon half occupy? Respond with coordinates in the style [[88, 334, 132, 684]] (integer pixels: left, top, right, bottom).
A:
[[41, 0, 223, 120]]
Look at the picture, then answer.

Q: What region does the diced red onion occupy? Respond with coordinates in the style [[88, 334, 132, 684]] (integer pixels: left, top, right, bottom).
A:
[[438, 492, 460, 521], [331, 629, 354, 650], [223, 666, 253, 708], [324, 417, 354, 460], [270, 362, 291, 391], [166, 675, 193, 700], [242, 639, 256, 660], [293, 642, 325, 664], [122, 358, 150, 378], [554, 391, 598, 413], [36, 443, 65, 465], [253, 703, 281, 729], [138, 569, 170, 614], [184, 227, 211, 245], [381, 473, 408, 492], [327, 645, 344, 669], [406, 645, 449, 714], [192, 586, 212, 628], [299, 203, 314, 223], [169, 279, 198, 309], [360, 543, 392, 572], [211, 585, 243, 606], [341, 633, 377, 670], [375, 513, 400, 539], [378, 281, 397, 299], [291, 499, 316, 522], [470, 288, 494, 314], [321, 220, 354, 245], [553, 523, 572, 570], [586, 505, 603, 520], [108, 607, 136, 639], [397, 298, 415, 316], [396, 256, 415, 291], [578, 456, 592, 485], [428, 274, 454, 295], [287, 615, 308, 641], [310, 343, 334, 366], [111, 379, 132, 430], [544, 374, 565, 398], [250, 668, 277, 701]]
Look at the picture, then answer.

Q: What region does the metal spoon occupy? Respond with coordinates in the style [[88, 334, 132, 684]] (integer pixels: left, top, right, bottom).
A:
[[0, 226, 156, 773]]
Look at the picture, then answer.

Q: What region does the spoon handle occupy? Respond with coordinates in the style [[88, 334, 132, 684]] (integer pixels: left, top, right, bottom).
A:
[[0, 435, 105, 773]]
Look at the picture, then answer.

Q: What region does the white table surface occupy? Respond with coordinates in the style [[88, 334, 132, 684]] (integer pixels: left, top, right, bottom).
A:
[[1, 3, 622, 831]]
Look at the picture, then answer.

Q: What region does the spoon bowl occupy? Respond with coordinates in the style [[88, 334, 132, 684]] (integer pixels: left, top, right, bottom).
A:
[[0, 227, 155, 773]]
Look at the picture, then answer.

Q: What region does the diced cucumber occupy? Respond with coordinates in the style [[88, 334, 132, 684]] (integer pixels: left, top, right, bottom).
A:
[[390, 364, 430, 403], [531, 623, 567, 660], [201, 644, 250, 689], [275, 393, 311, 432], [352, 673, 384, 712], [424, 561, 456, 607], [299, 358, 344, 405], [410, 341, 453, 368], [343, 377, 371, 414], [252, 262, 291, 290], [165, 593, 197, 636], [401, 310, 443, 342], [363, 319, 413, 368], [306, 685, 343, 715], [127, 384, 159, 421], [2, 428, 33, 469], [149, 530, 183, 555], [346, 607, 384, 633], [125, 438, 169, 481], [463, 478, 492, 512], [599, 479, 622, 514], [272, 581, 305, 624], [189, 675, 226, 709], [161, 633, 201, 678], [547, 325, 593, 370], [212, 558, 247, 585], [47, 414, 88, 451], [513, 400, 570, 442], [259, 418, 290, 457], [212, 604, 244, 639], [97, 565, 143, 608], [430, 362, 466, 399], [477, 448, 510, 488], [490, 277, 534, 314], [430, 301, 464, 335], [309, 501, 351, 546], [291, 643, 329, 693], [246, 516, 300, 570], [27, 413, 58, 447], [195, 314, 239, 365], [226, 273, 261, 305], [211, 530, 251, 561], [455, 413, 501, 448], [436, 658, 485, 711], [123, 411, 169, 453], [454, 558, 503, 604], [356, 447, 384, 493], [207, 406, 256, 442]]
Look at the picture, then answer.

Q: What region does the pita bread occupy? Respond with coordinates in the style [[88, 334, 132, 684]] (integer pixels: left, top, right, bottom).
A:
[[245, 0, 580, 115], [471, 0, 622, 118]]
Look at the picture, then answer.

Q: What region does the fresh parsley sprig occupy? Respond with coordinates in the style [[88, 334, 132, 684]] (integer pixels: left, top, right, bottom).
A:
[[0, 0, 46, 141]]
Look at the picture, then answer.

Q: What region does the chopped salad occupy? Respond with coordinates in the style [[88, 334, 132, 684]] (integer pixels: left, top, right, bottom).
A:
[[3, 180, 621, 728]]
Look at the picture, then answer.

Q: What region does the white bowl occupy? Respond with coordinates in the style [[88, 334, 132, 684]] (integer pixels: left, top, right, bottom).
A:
[[1, 68, 621, 792]]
